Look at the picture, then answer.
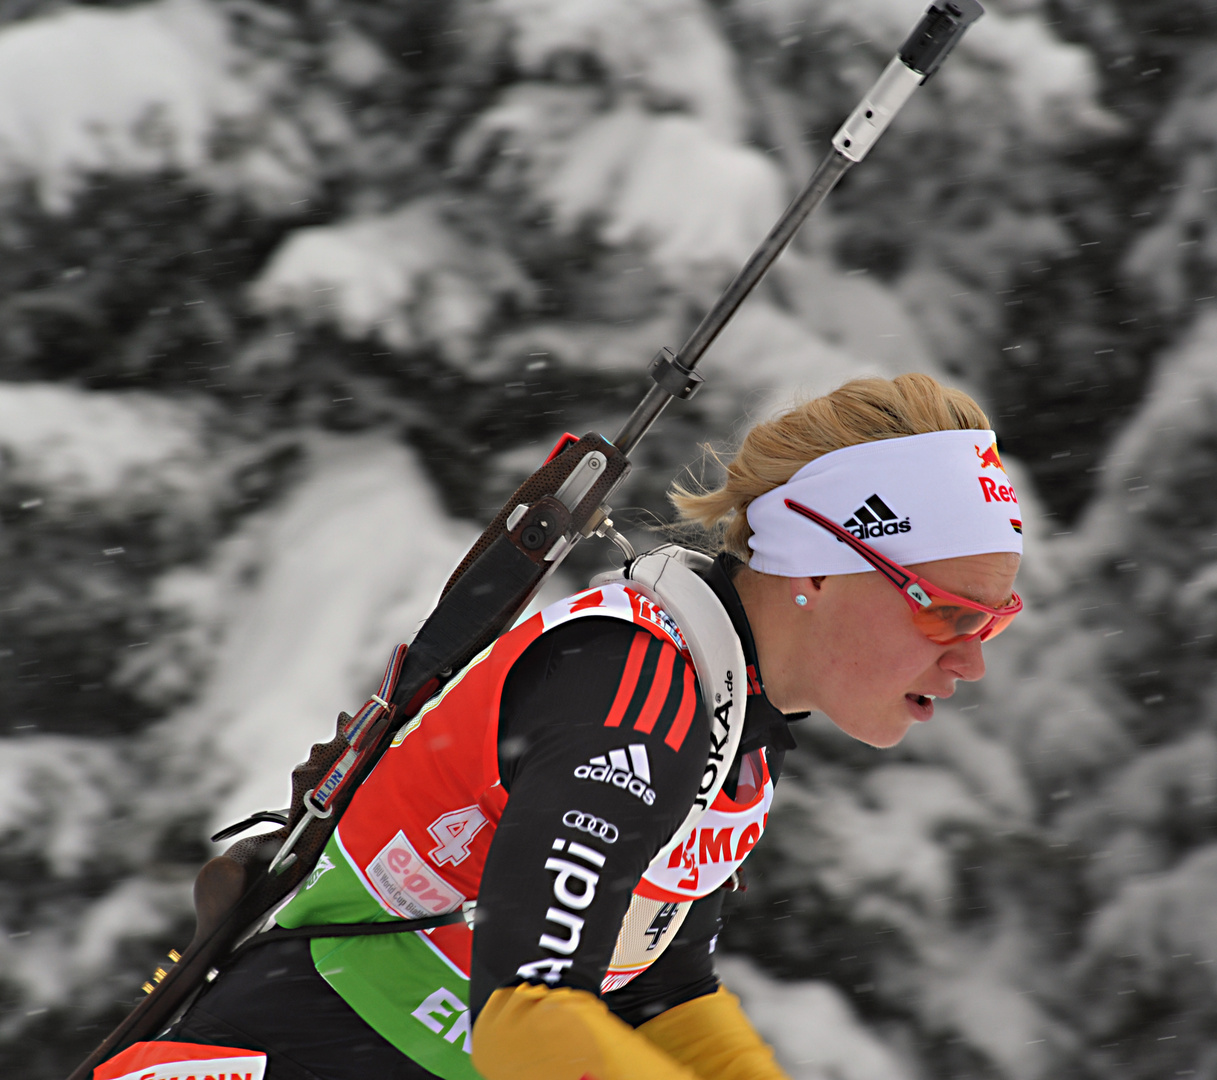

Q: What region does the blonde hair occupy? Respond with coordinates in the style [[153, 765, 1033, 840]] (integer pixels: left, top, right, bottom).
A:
[[671, 373, 991, 558]]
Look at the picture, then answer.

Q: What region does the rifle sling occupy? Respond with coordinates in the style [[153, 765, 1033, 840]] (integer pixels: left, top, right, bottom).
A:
[[225, 911, 466, 968]]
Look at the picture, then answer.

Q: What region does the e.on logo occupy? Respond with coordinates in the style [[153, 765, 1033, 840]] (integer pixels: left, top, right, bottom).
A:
[[978, 476, 1018, 504], [368, 831, 463, 919]]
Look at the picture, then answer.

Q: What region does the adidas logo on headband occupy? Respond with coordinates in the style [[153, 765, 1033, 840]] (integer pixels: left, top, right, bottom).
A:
[[745, 430, 1021, 578], [843, 495, 912, 540]]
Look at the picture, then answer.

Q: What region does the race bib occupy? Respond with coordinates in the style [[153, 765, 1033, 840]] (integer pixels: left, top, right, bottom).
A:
[[93, 1040, 266, 1080]]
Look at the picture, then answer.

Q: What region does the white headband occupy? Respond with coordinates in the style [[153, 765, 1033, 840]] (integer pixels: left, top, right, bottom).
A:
[[746, 430, 1023, 577]]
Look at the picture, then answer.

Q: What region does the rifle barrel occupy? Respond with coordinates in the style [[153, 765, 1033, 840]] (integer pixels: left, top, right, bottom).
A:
[[613, 0, 985, 456], [614, 149, 853, 455]]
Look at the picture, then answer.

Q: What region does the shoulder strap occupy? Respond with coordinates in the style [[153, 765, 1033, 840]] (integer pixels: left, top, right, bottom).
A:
[[223, 910, 466, 968], [592, 545, 746, 870]]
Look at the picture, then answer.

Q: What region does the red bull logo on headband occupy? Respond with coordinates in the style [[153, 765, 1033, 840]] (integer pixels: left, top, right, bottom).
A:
[[975, 442, 1005, 472], [975, 442, 1018, 506], [978, 475, 1018, 505]]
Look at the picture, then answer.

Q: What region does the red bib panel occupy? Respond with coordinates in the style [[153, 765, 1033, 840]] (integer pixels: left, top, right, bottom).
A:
[[94, 1041, 267, 1080], [334, 585, 696, 936]]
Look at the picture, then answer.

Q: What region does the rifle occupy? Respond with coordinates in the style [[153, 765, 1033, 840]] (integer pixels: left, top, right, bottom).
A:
[[67, 4, 982, 1075]]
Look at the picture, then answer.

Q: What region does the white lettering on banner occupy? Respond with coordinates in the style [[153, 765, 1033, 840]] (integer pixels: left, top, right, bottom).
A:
[[444, 1007, 473, 1049], [411, 987, 474, 1053], [97, 1057, 266, 1080], [367, 831, 463, 919], [427, 805, 487, 866]]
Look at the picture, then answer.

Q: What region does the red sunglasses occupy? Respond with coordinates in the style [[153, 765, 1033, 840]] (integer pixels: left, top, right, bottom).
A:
[[784, 499, 1022, 645]]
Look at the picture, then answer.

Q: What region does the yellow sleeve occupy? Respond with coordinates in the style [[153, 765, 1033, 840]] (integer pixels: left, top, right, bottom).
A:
[[638, 985, 791, 1080], [472, 982, 702, 1080]]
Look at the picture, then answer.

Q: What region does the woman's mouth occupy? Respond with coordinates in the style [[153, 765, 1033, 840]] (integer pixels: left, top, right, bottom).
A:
[[905, 693, 935, 721]]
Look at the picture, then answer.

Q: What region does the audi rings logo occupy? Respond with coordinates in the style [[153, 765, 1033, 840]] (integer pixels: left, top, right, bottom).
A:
[[562, 810, 619, 844]]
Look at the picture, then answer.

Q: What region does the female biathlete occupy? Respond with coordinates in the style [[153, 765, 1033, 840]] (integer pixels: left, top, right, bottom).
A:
[[128, 373, 1023, 1080]]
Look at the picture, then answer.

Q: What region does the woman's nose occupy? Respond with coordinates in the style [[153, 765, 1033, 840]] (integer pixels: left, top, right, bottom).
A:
[[942, 636, 986, 682]]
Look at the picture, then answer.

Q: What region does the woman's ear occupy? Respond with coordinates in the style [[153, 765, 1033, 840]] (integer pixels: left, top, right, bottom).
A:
[[789, 576, 824, 608]]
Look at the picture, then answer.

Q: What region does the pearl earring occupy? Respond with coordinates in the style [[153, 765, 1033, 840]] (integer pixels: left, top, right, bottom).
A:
[[794, 594, 808, 607]]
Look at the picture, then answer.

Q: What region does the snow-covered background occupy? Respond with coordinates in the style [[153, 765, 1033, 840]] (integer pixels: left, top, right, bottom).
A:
[[1, 1, 1214, 1077]]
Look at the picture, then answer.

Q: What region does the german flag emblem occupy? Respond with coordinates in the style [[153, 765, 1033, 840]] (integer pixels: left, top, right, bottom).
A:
[[1010, 519, 1023, 534]]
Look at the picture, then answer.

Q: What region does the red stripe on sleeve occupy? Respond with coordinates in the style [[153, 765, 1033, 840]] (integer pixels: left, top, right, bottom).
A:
[[664, 661, 697, 751], [603, 631, 650, 727], [633, 645, 675, 734]]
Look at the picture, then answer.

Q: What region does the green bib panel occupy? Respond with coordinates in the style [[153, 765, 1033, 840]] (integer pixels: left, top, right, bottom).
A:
[[275, 836, 481, 1080]]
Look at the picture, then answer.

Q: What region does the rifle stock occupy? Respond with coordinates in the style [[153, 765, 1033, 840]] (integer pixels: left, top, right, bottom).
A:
[[67, 432, 631, 1080]]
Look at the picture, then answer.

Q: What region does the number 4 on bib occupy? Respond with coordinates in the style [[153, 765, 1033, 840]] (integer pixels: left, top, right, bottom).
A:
[[427, 805, 488, 866]]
